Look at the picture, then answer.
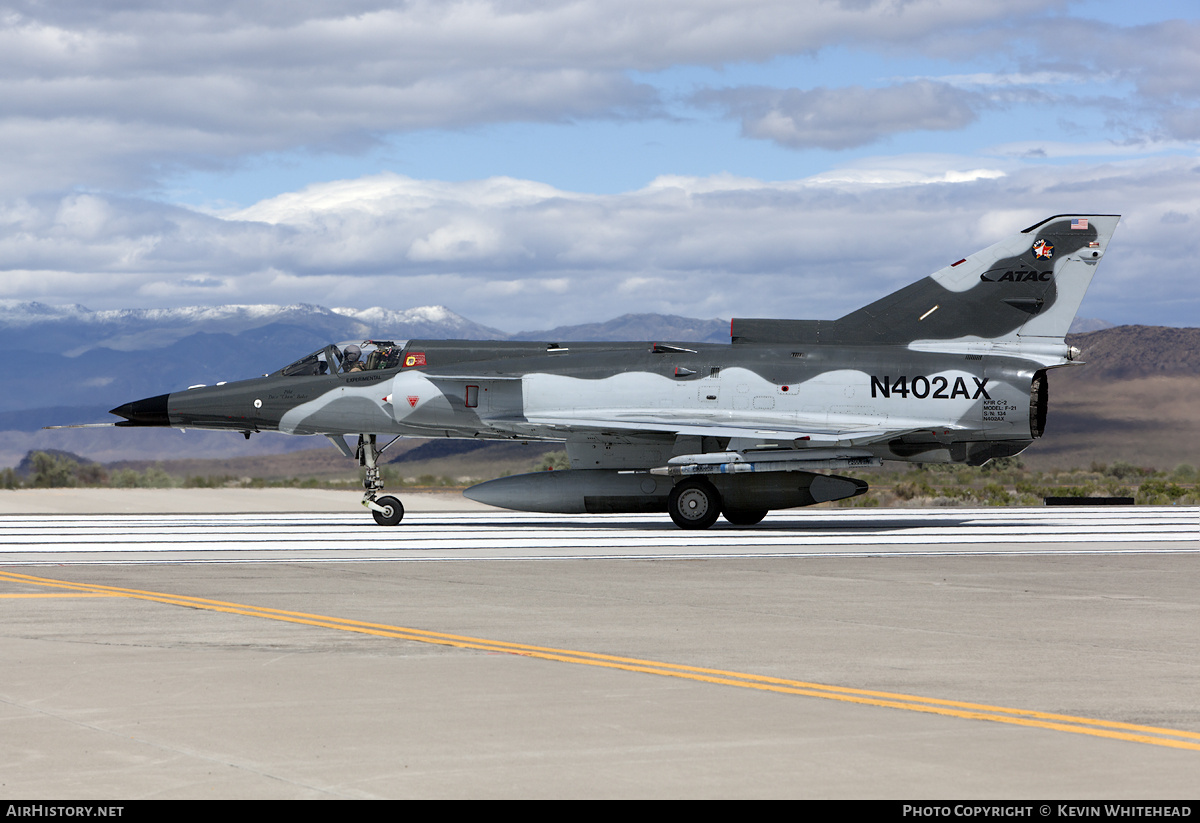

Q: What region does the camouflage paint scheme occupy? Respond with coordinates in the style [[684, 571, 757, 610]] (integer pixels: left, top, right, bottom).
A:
[[110, 215, 1120, 529]]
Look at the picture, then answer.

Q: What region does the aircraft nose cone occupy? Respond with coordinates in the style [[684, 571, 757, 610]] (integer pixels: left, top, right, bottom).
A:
[[110, 393, 171, 426]]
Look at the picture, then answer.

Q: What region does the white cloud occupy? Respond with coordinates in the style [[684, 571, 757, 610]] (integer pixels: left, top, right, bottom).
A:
[[696, 81, 982, 149], [408, 220, 512, 262], [0, 0, 1065, 194], [1, 2, 1197, 332], [2, 155, 1199, 329]]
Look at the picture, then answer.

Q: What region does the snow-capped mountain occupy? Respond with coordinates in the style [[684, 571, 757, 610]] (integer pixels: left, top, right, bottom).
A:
[[0, 301, 506, 355]]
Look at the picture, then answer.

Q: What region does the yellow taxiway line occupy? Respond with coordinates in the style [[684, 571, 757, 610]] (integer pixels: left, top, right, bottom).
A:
[[3, 569, 1198, 753]]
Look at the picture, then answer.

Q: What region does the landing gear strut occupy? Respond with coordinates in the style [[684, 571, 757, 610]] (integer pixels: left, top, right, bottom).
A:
[[356, 434, 404, 526]]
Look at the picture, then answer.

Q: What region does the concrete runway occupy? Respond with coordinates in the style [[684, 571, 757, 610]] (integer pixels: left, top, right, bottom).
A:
[[0, 493, 1197, 798]]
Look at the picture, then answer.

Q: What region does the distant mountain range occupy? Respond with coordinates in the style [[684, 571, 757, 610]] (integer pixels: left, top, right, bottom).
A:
[[0, 301, 507, 357], [0, 300, 733, 353]]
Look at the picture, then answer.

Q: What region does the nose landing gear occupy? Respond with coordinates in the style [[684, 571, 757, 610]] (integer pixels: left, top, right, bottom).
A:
[[356, 434, 405, 526]]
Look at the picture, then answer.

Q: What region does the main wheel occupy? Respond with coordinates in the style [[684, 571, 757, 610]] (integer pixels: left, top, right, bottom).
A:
[[668, 479, 721, 530], [371, 495, 404, 526], [723, 508, 768, 527]]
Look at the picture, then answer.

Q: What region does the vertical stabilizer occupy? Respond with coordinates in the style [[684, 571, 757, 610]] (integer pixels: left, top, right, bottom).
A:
[[828, 214, 1120, 344]]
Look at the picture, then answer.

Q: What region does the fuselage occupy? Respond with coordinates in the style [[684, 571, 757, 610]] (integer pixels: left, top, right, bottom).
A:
[[117, 337, 1051, 468]]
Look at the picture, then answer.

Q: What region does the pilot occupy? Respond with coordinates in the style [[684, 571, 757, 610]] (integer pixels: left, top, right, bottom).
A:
[[343, 344, 364, 372]]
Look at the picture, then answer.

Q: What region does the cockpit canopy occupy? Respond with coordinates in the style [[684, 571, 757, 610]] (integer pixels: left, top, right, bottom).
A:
[[276, 340, 407, 377]]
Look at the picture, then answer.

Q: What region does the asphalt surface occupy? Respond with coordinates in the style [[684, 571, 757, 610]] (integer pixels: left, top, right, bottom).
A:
[[0, 491, 1196, 798]]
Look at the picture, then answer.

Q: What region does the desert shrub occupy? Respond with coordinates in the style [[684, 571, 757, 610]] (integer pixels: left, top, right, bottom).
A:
[[29, 452, 78, 488], [1136, 479, 1187, 505], [979, 483, 1012, 506], [981, 456, 1024, 474], [74, 463, 108, 486], [894, 480, 933, 500], [111, 469, 141, 488], [538, 451, 571, 471], [1105, 461, 1143, 480], [139, 466, 177, 488]]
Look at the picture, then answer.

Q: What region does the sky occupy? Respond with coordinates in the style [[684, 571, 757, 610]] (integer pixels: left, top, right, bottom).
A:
[[1, 0, 1198, 332]]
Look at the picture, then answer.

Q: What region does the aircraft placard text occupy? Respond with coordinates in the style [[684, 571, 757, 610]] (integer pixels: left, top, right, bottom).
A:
[[871, 375, 990, 400], [983, 399, 1017, 421]]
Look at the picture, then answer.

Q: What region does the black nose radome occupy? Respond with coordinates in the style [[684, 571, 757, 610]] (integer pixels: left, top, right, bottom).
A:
[[110, 393, 170, 427]]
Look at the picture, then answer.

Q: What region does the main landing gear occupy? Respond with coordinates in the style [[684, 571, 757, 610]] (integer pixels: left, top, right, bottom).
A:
[[667, 477, 769, 530], [667, 478, 721, 530], [356, 434, 404, 526]]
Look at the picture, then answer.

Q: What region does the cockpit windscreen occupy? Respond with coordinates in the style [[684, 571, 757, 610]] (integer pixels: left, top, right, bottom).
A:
[[277, 340, 405, 377]]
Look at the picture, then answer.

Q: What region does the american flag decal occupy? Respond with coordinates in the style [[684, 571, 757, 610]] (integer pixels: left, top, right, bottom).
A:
[[1071, 218, 1088, 230]]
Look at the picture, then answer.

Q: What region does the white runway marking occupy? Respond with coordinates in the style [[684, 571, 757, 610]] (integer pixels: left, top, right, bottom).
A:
[[0, 507, 1195, 565]]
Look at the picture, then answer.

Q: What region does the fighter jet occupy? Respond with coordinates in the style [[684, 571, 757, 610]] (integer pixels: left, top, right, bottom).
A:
[[107, 214, 1119, 529]]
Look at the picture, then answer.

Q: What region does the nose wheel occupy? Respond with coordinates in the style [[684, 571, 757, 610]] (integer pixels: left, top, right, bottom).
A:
[[371, 495, 404, 526]]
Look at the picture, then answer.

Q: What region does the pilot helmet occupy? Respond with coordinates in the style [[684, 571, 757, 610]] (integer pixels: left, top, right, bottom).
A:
[[343, 344, 362, 365]]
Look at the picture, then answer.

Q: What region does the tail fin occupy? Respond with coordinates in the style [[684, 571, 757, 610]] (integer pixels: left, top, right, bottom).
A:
[[835, 214, 1120, 343], [730, 214, 1120, 345]]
